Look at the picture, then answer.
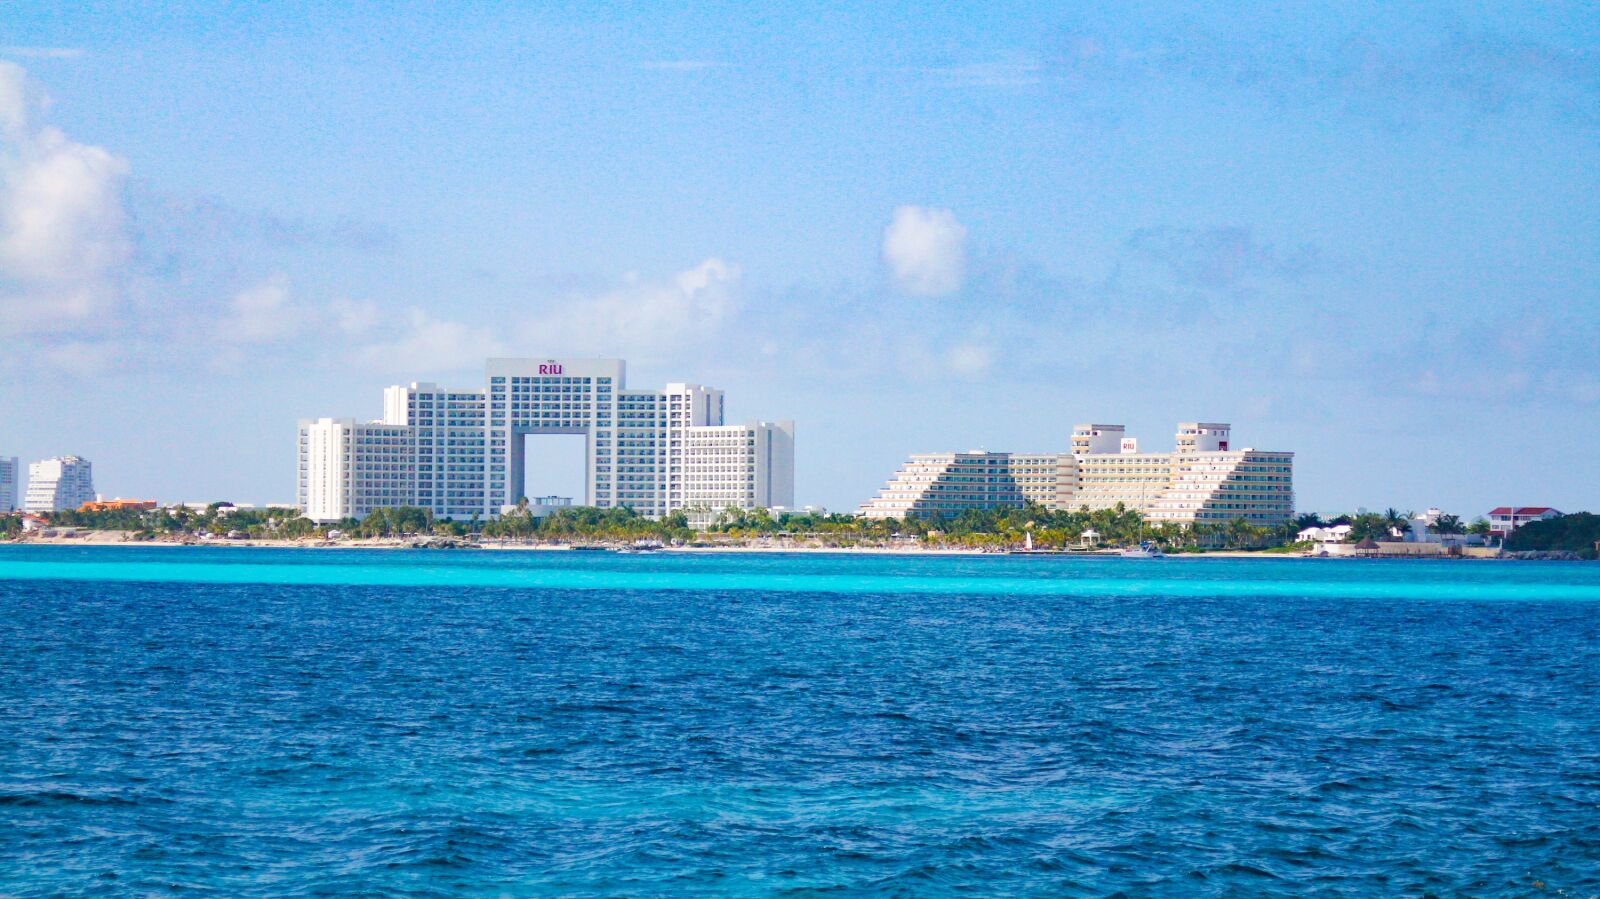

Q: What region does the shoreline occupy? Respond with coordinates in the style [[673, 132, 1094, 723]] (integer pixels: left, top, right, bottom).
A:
[[0, 530, 1547, 559]]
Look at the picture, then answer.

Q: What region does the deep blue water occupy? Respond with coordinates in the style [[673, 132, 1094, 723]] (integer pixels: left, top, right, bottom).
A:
[[2, 546, 1599, 896]]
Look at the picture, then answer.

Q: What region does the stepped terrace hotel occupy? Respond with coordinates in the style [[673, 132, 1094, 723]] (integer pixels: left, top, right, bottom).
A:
[[859, 423, 1293, 526]]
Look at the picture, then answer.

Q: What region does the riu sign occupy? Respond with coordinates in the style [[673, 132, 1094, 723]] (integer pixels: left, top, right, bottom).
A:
[[538, 363, 564, 375]]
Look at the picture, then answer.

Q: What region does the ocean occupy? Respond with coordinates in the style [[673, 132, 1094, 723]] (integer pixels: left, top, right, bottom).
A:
[[2, 546, 1598, 896]]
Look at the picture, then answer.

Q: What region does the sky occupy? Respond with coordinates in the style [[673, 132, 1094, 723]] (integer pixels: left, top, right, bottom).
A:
[[2, 2, 1598, 516]]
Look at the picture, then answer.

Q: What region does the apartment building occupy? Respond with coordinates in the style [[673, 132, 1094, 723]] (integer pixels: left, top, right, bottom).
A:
[[0, 456, 17, 512], [24, 456, 96, 513]]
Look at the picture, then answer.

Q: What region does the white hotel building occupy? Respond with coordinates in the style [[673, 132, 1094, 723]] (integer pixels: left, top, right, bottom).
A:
[[859, 422, 1293, 526], [298, 358, 794, 523], [0, 456, 18, 512], [24, 456, 97, 513]]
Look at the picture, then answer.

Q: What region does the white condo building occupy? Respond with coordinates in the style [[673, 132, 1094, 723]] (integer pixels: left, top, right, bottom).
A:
[[859, 422, 1293, 526], [24, 456, 96, 513], [298, 358, 794, 523], [0, 456, 17, 512]]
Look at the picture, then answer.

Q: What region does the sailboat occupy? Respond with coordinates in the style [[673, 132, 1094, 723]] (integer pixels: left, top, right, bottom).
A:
[[1119, 540, 1165, 559], [1120, 486, 1165, 558]]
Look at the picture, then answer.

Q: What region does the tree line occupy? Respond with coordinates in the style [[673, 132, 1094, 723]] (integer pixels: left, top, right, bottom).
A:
[[1291, 508, 1490, 542], [487, 502, 1292, 550], [1505, 513, 1600, 557], [11, 501, 1581, 555], [1, 503, 324, 540]]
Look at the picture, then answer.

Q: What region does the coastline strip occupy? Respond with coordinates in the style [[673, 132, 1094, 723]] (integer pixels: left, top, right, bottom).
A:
[[2, 560, 1598, 601]]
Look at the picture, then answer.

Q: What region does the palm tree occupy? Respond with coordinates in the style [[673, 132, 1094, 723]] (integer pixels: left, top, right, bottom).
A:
[[1348, 512, 1390, 543], [1273, 519, 1301, 546], [1224, 516, 1253, 549]]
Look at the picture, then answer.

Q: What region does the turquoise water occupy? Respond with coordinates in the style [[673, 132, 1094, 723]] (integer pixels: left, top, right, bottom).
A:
[[2, 546, 1598, 895]]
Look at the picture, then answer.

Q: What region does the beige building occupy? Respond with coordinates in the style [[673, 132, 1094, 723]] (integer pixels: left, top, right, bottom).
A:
[[1145, 449, 1296, 526], [855, 452, 1026, 520], [859, 422, 1293, 526], [1073, 451, 1174, 511], [1009, 452, 1077, 509]]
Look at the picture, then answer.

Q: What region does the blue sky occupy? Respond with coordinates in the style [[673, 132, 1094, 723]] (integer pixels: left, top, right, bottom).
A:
[[2, 3, 1598, 515]]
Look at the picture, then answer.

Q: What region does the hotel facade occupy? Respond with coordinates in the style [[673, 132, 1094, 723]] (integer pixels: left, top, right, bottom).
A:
[[298, 358, 794, 523], [0, 456, 18, 512], [859, 422, 1293, 526], [24, 456, 96, 513]]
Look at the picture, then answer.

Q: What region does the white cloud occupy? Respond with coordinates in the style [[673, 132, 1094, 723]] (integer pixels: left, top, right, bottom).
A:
[[358, 308, 507, 373], [946, 343, 993, 377], [39, 339, 114, 376], [329, 298, 379, 336], [0, 61, 131, 335], [218, 274, 299, 344], [925, 53, 1044, 88], [523, 258, 741, 357], [1, 47, 85, 61], [882, 205, 966, 297], [211, 274, 386, 351], [640, 60, 722, 72], [340, 259, 741, 376]]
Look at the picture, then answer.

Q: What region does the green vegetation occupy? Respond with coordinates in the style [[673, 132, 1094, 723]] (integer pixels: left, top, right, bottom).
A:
[[478, 502, 1296, 551], [1344, 512, 1394, 543], [1505, 513, 1600, 558], [481, 504, 692, 542], [11, 499, 1585, 557], [338, 506, 468, 539], [2, 503, 324, 541], [0, 498, 1361, 552]]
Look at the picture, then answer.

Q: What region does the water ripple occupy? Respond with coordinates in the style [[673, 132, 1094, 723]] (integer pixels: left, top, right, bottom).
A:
[[1, 548, 1598, 895]]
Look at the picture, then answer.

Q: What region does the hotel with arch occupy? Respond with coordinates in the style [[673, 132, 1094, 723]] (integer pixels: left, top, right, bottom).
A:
[[298, 358, 794, 523]]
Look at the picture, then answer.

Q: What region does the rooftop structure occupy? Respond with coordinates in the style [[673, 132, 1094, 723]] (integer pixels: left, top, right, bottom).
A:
[[79, 499, 158, 513]]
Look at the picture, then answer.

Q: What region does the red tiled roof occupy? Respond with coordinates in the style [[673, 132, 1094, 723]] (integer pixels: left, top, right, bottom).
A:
[[1488, 506, 1559, 516]]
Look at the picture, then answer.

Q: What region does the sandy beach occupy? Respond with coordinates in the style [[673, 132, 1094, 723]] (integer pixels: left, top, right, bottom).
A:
[[5, 529, 1440, 559]]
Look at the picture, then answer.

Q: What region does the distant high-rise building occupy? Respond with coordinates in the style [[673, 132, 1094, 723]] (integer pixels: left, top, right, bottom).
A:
[[297, 358, 795, 523], [25, 456, 96, 513], [0, 457, 18, 512], [859, 422, 1293, 525]]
